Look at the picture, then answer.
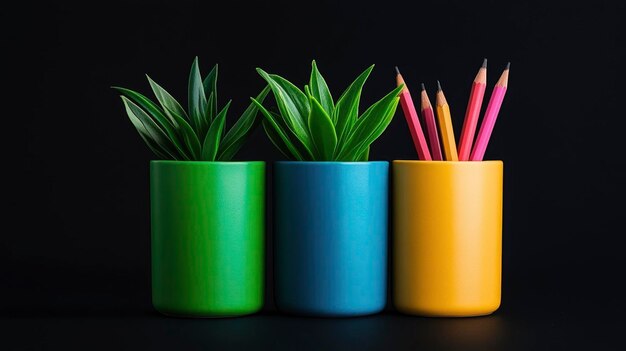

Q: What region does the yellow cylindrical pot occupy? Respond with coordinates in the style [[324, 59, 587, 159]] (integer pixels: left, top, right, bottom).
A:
[[392, 161, 503, 317]]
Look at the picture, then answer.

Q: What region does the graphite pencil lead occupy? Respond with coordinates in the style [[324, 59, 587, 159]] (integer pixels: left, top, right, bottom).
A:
[[421, 83, 426, 91], [437, 80, 442, 91], [505, 62, 511, 70], [482, 58, 488, 68], [395, 66, 401, 75]]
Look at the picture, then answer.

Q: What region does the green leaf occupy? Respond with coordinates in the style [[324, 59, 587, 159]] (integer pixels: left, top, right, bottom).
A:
[[256, 68, 314, 156], [133, 123, 171, 159], [357, 146, 370, 161], [143, 75, 202, 159], [201, 100, 231, 161], [262, 119, 293, 160], [271, 111, 314, 160], [333, 65, 374, 149], [252, 97, 305, 160], [218, 85, 270, 161], [166, 108, 203, 160], [112, 87, 191, 160], [120, 99, 170, 159], [121, 96, 181, 160], [140, 134, 171, 159], [188, 57, 209, 137], [336, 85, 403, 160], [147, 75, 190, 123], [310, 60, 334, 115], [206, 92, 214, 126], [339, 105, 395, 161], [307, 95, 337, 160], [203, 64, 218, 120]]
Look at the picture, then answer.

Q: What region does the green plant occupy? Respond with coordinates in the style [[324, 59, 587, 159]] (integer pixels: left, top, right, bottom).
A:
[[113, 57, 270, 161], [251, 61, 403, 161]]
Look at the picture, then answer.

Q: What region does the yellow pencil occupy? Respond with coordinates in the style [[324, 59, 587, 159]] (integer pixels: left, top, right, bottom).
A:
[[435, 81, 458, 161]]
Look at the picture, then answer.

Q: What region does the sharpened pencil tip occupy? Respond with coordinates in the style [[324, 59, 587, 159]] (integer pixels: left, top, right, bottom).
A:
[[505, 62, 511, 70], [437, 80, 442, 91], [482, 58, 487, 68], [421, 83, 425, 91], [395, 66, 401, 75]]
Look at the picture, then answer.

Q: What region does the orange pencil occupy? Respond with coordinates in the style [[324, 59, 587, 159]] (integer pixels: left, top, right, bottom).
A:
[[458, 58, 487, 161], [435, 81, 458, 161]]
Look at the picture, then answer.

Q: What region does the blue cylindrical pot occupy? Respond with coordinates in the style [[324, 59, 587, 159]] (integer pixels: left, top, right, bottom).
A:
[[274, 161, 389, 317]]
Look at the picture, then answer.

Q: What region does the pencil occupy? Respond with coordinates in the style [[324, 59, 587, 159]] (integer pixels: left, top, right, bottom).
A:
[[435, 81, 458, 161], [470, 62, 510, 161], [421, 83, 443, 161], [395, 67, 432, 160], [458, 58, 488, 161]]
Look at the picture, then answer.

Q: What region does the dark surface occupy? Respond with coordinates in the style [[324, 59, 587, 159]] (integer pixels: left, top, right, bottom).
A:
[[3, 0, 626, 349], [3, 299, 625, 350]]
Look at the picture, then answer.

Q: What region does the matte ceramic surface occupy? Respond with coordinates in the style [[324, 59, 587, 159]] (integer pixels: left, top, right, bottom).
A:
[[150, 161, 265, 317], [274, 161, 388, 317], [393, 161, 503, 317]]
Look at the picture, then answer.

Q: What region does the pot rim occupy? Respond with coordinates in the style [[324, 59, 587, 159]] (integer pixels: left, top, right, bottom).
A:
[[150, 160, 265, 165], [274, 161, 388, 165], [393, 160, 502, 165]]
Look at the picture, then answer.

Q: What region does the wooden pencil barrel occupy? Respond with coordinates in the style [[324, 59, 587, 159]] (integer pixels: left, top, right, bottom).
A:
[[392, 161, 503, 317]]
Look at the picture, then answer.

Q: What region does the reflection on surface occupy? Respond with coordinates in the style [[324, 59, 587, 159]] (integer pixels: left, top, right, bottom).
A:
[[426, 315, 506, 348], [146, 311, 508, 350]]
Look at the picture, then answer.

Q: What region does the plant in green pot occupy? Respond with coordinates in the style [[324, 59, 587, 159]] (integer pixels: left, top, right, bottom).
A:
[[252, 61, 403, 317], [113, 57, 269, 317]]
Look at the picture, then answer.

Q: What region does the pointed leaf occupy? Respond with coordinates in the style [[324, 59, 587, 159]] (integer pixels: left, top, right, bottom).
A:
[[203, 64, 218, 120], [147, 75, 190, 124], [121, 96, 181, 160], [271, 111, 314, 161], [166, 108, 203, 160], [308, 95, 337, 160], [113, 87, 191, 160], [252, 98, 305, 160], [218, 85, 270, 161], [338, 104, 395, 161], [113, 86, 179, 128], [188, 57, 209, 137], [310, 60, 334, 115], [201, 100, 231, 161], [205, 92, 214, 125], [333, 65, 374, 149], [139, 134, 171, 159], [262, 119, 293, 160], [357, 146, 370, 161], [256, 68, 314, 156], [349, 101, 399, 160], [336, 85, 403, 160], [119, 98, 170, 159]]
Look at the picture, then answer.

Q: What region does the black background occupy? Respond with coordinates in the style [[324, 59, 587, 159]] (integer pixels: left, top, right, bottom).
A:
[[3, 0, 626, 349]]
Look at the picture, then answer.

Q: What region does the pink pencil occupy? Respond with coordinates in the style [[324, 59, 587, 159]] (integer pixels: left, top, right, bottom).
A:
[[458, 58, 488, 161], [395, 67, 431, 160], [420, 84, 443, 161], [470, 63, 510, 161]]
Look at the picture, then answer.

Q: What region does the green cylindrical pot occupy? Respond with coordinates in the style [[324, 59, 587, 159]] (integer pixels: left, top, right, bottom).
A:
[[150, 161, 265, 317]]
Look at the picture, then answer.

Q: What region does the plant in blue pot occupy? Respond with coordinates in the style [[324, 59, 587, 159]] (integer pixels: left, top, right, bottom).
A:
[[252, 61, 402, 317]]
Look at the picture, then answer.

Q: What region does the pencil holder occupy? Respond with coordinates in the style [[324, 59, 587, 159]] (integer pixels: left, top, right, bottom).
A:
[[274, 161, 388, 317], [392, 160, 503, 317], [150, 161, 265, 317]]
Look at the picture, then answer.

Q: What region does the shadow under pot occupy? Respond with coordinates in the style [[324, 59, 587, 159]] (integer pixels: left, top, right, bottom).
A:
[[150, 161, 265, 318], [274, 161, 388, 317]]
